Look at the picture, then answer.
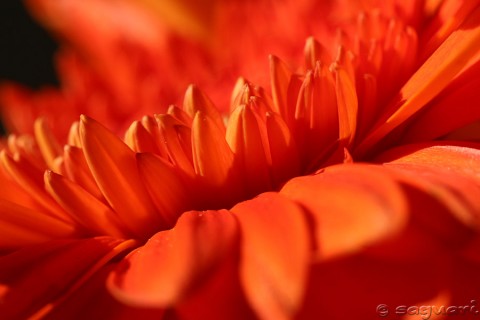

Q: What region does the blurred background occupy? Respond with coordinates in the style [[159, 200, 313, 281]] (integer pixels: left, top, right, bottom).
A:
[[0, 1, 58, 134]]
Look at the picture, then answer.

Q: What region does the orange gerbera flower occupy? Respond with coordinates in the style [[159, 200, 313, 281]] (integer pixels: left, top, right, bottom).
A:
[[1, 0, 480, 319]]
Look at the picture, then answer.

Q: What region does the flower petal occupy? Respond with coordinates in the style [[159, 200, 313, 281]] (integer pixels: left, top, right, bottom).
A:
[[400, 59, 480, 143], [375, 142, 480, 178], [0, 150, 72, 223], [358, 5, 480, 156], [43, 263, 165, 320], [108, 210, 238, 307], [231, 192, 310, 320], [136, 152, 193, 228], [0, 237, 135, 319], [79, 115, 159, 239], [281, 164, 407, 260], [226, 105, 272, 197], [191, 111, 243, 207], [0, 199, 78, 250], [44, 170, 129, 239]]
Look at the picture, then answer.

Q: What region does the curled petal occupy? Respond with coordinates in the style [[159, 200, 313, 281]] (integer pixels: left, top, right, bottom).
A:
[[108, 210, 238, 307], [281, 164, 407, 260], [232, 192, 310, 320]]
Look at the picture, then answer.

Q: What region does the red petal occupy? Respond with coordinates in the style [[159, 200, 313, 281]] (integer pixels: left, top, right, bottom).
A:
[[108, 210, 238, 307], [231, 192, 310, 320], [0, 199, 77, 250], [0, 237, 135, 319], [44, 264, 165, 320], [281, 164, 407, 260]]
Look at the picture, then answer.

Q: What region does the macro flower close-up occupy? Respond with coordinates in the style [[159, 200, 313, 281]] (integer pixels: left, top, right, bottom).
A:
[[1, 0, 480, 319]]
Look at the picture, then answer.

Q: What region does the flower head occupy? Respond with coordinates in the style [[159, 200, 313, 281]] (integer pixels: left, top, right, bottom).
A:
[[1, 0, 480, 319]]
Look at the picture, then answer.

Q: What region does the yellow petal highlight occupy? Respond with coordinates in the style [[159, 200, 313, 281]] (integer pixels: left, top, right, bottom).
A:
[[332, 64, 358, 146], [135, 0, 217, 42], [183, 85, 225, 134], [33, 117, 62, 171]]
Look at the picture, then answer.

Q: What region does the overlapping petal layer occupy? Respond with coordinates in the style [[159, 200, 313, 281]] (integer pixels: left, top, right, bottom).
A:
[[1, 1, 480, 319]]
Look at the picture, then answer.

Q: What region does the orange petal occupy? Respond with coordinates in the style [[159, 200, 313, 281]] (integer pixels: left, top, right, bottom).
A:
[[137, 152, 193, 228], [167, 105, 193, 126], [44, 171, 129, 239], [155, 114, 195, 177], [67, 121, 82, 148], [183, 85, 225, 134], [281, 164, 407, 261], [269, 55, 302, 127], [79, 115, 159, 239], [33, 117, 62, 170], [0, 150, 71, 223], [400, 60, 480, 143], [136, 0, 217, 42], [358, 5, 480, 156], [0, 199, 77, 250], [225, 105, 272, 197], [231, 192, 310, 320], [62, 145, 104, 200], [191, 111, 243, 206], [265, 112, 301, 186], [304, 36, 331, 70], [374, 142, 480, 178], [332, 64, 358, 146], [124, 120, 160, 154], [141, 115, 170, 158], [0, 237, 132, 319], [108, 210, 238, 307], [385, 163, 480, 244]]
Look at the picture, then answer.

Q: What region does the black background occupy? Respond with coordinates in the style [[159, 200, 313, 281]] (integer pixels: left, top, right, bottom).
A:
[[0, 1, 58, 88], [0, 1, 58, 134]]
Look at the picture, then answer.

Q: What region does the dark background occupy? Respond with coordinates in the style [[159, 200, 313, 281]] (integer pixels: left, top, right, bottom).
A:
[[0, 1, 58, 134]]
